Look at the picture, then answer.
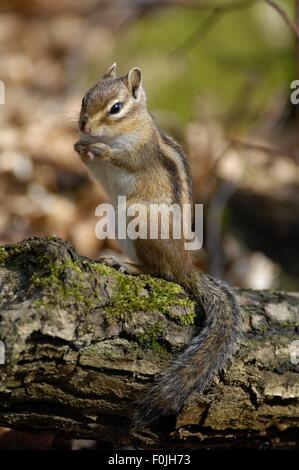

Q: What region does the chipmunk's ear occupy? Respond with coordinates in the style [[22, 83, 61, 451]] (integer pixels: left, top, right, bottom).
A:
[[103, 62, 117, 79], [126, 67, 142, 100]]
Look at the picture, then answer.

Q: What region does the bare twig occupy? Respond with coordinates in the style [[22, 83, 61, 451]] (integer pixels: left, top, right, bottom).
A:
[[295, 0, 299, 127], [296, 0, 299, 75], [172, 0, 258, 56], [230, 138, 299, 163], [126, 0, 258, 11], [172, 9, 221, 56], [265, 0, 299, 38], [264, 0, 299, 128]]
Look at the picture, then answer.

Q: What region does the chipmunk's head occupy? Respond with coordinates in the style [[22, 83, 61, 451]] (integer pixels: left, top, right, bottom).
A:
[[79, 63, 147, 142]]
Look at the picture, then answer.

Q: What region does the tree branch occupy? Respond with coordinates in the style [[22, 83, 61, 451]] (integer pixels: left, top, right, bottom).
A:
[[0, 237, 298, 448], [172, 0, 258, 56], [265, 0, 299, 38], [229, 138, 299, 163]]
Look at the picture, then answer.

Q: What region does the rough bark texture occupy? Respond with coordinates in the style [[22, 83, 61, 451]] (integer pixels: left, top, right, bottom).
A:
[[0, 237, 298, 449]]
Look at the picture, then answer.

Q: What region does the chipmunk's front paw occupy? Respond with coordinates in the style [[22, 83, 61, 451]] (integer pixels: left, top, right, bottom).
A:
[[88, 142, 112, 160], [74, 140, 94, 162]]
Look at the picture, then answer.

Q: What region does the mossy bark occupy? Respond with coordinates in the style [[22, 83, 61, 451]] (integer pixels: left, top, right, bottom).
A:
[[0, 237, 298, 448]]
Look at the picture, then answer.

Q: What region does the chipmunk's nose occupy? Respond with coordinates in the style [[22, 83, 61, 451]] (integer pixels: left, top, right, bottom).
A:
[[80, 116, 90, 133]]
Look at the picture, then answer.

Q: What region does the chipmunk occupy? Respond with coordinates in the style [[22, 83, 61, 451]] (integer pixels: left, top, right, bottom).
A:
[[74, 63, 242, 429]]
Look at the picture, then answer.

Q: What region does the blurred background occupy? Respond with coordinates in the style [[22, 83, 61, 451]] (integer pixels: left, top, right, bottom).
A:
[[0, 0, 299, 451], [0, 0, 298, 295]]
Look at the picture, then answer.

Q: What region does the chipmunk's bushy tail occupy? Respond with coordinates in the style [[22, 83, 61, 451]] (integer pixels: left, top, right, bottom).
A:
[[132, 270, 242, 429]]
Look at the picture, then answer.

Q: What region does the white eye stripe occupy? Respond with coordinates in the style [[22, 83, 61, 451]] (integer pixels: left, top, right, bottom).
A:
[[107, 99, 133, 116], [92, 100, 132, 122]]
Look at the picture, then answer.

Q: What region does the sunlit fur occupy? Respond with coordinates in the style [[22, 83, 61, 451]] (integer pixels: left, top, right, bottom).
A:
[[79, 69, 147, 143], [75, 64, 243, 430]]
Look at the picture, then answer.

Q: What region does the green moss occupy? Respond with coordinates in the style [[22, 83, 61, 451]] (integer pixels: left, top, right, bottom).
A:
[[1, 239, 197, 357], [2, 238, 196, 331], [92, 262, 116, 277], [31, 255, 100, 310], [0, 247, 8, 264], [3, 242, 27, 259], [0, 241, 32, 264], [92, 262, 195, 325], [44, 235, 62, 242], [134, 321, 169, 357]]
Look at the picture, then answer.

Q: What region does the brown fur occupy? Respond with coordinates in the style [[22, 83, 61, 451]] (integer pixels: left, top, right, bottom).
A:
[[74, 64, 243, 429]]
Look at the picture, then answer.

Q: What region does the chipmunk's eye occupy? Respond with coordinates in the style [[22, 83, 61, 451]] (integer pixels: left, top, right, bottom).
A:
[[109, 101, 122, 115]]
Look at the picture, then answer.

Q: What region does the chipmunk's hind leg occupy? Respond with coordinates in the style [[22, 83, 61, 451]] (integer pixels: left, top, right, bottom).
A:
[[97, 254, 142, 275]]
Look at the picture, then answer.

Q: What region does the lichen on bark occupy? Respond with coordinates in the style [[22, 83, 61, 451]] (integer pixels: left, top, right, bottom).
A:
[[0, 236, 298, 448]]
